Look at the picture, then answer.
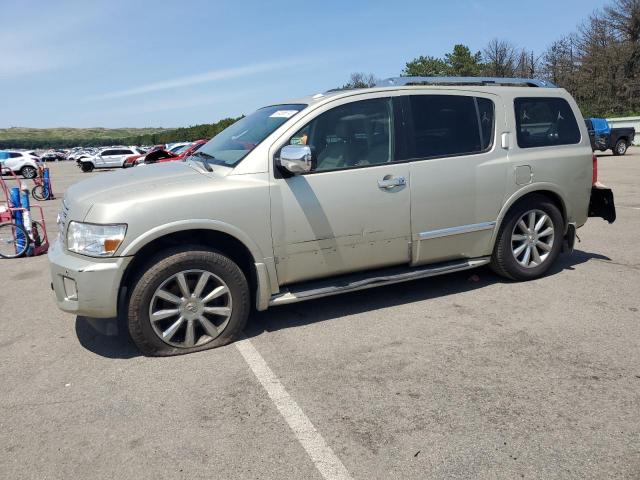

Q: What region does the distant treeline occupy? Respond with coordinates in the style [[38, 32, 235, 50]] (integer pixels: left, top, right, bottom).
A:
[[0, 117, 242, 149], [343, 0, 640, 118]]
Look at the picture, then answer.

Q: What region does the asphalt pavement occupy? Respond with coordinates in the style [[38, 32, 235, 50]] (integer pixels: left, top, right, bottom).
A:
[[1, 153, 639, 479]]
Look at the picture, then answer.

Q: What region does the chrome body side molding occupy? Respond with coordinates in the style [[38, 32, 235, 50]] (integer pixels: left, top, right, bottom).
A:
[[418, 222, 496, 241]]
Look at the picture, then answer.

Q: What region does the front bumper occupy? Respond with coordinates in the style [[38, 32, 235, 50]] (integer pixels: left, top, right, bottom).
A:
[[589, 184, 616, 223], [48, 238, 132, 318]]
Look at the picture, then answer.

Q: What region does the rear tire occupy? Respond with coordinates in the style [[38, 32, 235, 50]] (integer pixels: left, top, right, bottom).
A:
[[80, 162, 94, 173], [127, 247, 250, 356], [613, 139, 628, 156], [20, 166, 37, 179], [491, 195, 564, 281]]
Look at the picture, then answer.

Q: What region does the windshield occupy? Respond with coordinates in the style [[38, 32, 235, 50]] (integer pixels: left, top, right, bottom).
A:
[[194, 104, 306, 167]]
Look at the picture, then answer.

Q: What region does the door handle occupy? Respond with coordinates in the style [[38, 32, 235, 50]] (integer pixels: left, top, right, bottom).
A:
[[377, 176, 406, 189]]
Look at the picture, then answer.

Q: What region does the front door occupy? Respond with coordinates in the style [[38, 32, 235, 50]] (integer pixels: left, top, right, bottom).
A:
[[270, 97, 411, 286]]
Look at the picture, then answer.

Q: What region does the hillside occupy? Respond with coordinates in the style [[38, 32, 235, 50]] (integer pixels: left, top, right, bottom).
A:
[[0, 127, 171, 149], [0, 119, 241, 149]]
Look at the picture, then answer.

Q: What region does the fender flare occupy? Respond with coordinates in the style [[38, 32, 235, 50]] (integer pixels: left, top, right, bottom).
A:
[[119, 219, 274, 311], [490, 183, 569, 246], [120, 219, 265, 261]]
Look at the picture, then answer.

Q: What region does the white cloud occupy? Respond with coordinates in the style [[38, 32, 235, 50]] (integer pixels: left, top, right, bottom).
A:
[[86, 59, 311, 101]]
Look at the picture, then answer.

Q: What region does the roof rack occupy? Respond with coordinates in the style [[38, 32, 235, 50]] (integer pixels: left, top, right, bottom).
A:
[[376, 76, 557, 88]]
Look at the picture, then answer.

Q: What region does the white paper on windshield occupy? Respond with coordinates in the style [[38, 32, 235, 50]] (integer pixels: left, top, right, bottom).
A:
[[269, 110, 298, 118]]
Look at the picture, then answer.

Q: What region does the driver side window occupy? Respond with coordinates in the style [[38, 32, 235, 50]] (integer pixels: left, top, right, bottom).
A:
[[288, 98, 393, 172]]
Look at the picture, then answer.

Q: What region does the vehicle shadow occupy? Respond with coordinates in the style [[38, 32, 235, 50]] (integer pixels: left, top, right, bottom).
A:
[[75, 315, 140, 359], [244, 249, 611, 338], [75, 249, 610, 358]]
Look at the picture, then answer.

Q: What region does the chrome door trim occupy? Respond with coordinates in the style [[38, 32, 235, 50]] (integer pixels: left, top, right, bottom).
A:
[[418, 221, 496, 240]]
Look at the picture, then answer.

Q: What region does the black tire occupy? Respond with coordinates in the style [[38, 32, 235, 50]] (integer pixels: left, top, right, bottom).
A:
[[0, 222, 30, 259], [31, 221, 46, 247], [127, 247, 250, 356], [613, 139, 628, 156], [32, 185, 48, 201], [490, 195, 564, 281], [20, 166, 37, 179], [80, 162, 94, 173]]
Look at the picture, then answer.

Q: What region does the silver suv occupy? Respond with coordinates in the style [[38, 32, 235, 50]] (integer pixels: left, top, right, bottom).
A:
[[49, 77, 616, 356]]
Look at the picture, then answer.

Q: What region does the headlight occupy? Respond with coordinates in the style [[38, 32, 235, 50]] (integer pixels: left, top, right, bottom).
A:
[[67, 222, 127, 257]]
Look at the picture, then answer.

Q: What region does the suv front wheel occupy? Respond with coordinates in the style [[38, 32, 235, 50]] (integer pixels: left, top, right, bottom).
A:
[[491, 195, 564, 281], [127, 247, 250, 356]]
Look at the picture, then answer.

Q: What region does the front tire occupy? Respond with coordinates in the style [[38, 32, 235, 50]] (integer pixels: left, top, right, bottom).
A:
[[613, 139, 628, 156], [80, 162, 94, 173], [491, 195, 564, 281], [127, 247, 250, 356]]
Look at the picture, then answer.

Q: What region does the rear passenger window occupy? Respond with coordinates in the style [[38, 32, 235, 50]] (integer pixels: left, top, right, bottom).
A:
[[408, 95, 492, 159], [514, 97, 581, 148]]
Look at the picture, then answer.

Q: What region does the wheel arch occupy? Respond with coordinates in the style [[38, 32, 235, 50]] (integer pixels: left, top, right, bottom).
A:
[[491, 186, 568, 247], [118, 221, 272, 315]]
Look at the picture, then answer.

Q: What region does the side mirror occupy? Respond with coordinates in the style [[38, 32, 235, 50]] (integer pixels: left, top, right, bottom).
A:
[[277, 145, 313, 175]]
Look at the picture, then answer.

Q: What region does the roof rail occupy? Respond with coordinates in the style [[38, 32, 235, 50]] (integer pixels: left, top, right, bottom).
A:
[[376, 76, 557, 88]]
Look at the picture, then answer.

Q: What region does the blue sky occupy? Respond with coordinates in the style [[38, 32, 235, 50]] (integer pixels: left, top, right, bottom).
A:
[[1, 0, 606, 128]]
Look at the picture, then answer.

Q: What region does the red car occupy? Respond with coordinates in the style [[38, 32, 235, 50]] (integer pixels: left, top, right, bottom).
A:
[[123, 145, 164, 168], [154, 140, 208, 164]]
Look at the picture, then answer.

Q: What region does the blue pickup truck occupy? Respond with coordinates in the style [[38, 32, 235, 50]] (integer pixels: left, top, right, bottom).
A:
[[585, 117, 635, 155]]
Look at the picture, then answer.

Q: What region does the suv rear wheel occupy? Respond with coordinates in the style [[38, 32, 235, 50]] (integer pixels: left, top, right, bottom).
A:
[[491, 195, 564, 281], [20, 165, 37, 179], [127, 247, 250, 356]]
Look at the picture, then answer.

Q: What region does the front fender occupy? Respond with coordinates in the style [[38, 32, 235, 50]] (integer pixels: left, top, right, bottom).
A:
[[119, 219, 265, 261]]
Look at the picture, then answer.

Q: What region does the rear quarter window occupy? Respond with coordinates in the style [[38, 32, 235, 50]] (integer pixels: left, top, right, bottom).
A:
[[514, 97, 581, 148]]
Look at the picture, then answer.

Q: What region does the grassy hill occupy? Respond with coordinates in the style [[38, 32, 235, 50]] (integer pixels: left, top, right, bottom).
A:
[[0, 127, 171, 149], [0, 120, 241, 149]]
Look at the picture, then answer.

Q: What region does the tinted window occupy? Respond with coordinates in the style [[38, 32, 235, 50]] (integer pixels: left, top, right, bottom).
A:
[[287, 98, 393, 172], [408, 95, 485, 158], [101, 150, 117, 156], [477, 97, 495, 150], [515, 97, 581, 148], [9, 152, 22, 158]]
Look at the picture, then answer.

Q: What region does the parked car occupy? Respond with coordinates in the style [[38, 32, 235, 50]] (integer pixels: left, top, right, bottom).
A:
[[123, 145, 161, 168], [0, 150, 42, 178], [153, 140, 208, 164], [78, 146, 145, 172], [49, 76, 616, 356], [585, 117, 635, 155]]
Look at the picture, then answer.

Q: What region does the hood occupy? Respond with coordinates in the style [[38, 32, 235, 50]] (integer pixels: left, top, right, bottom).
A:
[[64, 161, 211, 218]]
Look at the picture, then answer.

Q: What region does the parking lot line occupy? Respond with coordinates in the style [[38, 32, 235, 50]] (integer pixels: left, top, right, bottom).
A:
[[235, 336, 353, 480]]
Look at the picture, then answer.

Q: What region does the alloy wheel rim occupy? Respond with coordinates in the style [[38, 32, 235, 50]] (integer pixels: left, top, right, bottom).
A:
[[148, 269, 232, 348], [618, 142, 626, 154], [511, 209, 554, 269]]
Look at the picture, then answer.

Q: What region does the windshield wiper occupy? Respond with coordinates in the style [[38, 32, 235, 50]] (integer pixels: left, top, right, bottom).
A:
[[186, 151, 214, 172]]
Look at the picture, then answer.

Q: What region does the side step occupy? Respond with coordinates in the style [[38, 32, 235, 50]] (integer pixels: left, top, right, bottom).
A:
[[269, 257, 491, 307]]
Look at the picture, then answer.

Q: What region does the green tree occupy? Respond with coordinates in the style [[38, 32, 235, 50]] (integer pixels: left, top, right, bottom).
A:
[[445, 44, 482, 76], [402, 55, 449, 76]]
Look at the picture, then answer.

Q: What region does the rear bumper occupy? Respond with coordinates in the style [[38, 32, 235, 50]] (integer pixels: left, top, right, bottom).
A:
[[589, 184, 616, 223], [48, 238, 131, 318]]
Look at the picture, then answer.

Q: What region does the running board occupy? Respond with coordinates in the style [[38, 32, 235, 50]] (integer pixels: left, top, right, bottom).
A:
[[269, 257, 491, 307]]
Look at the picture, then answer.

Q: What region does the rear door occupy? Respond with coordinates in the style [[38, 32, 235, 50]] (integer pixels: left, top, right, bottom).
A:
[[403, 92, 509, 265]]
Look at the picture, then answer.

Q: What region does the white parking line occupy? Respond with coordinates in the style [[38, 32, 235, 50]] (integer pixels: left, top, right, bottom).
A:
[[235, 336, 353, 480]]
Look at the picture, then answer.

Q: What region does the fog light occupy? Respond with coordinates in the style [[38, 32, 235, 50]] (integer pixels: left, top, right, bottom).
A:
[[62, 276, 78, 301]]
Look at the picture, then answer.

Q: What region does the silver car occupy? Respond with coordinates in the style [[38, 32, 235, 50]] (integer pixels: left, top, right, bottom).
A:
[[49, 77, 616, 356]]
